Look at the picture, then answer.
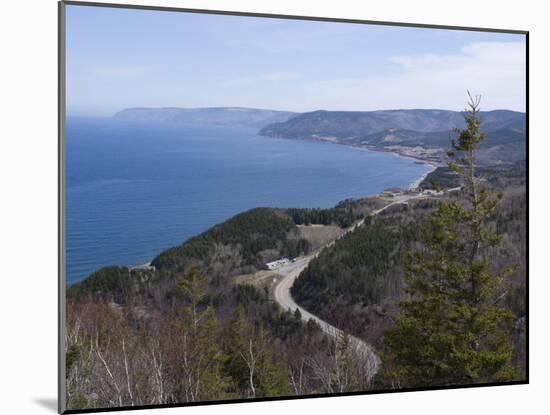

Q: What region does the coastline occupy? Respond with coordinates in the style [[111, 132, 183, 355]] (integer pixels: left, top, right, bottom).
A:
[[71, 135, 442, 283], [266, 135, 443, 190], [268, 133, 444, 174], [370, 145, 440, 190], [345, 143, 440, 189], [123, 151, 437, 272], [408, 163, 437, 190]]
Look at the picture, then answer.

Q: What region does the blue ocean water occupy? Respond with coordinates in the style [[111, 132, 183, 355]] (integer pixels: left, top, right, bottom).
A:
[[66, 117, 430, 284]]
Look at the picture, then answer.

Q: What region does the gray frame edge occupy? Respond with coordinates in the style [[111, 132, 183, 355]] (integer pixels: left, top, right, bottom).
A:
[[58, 1, 67, 413], [62, 0, 528, 34]]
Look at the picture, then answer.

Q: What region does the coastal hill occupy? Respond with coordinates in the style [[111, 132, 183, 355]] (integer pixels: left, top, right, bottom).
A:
[[114, 107, 525, 164], [114, 106, 297, 128], [68, 203, 367, 301], [259, 109, 526, 164]]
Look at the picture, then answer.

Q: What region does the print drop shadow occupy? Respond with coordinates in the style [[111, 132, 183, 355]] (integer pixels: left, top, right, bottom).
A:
[[34, 398, 57, 413]]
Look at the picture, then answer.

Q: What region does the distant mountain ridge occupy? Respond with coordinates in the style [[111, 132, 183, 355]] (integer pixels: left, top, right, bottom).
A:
[[259, 109, 526, 165], [114, 107, 525, 165], [259, 109, 524, 138], [114, 106, 297, 128]]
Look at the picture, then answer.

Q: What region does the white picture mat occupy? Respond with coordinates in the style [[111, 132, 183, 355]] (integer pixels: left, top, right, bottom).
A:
[[0, 0, 543, 414]]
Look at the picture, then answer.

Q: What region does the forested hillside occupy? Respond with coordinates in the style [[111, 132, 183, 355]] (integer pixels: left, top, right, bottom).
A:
[[66, 204, 372, 410], [150, 206, 364, 280], [292, 200, 431, 342], [291, 177, 527, 382], [420, 160, 526, 190]]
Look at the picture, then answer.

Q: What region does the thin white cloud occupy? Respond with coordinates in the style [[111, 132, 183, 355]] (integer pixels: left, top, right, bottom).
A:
[[297, 41, 525, 112], [72, 41, 525, 115]]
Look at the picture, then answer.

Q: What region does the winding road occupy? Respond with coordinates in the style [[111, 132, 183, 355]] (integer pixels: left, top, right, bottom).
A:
[[272, 193, 436, 382]]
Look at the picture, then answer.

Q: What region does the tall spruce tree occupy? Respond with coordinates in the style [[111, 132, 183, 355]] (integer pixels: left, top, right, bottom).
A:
[[383, 93, 517, 388], [176, 267, 231, 401]]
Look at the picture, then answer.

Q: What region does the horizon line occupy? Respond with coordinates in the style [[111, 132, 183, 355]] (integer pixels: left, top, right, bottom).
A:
[[67, 105, 527, 118]]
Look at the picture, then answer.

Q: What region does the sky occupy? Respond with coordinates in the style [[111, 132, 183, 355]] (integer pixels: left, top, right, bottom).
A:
[[65, 4, 527, 116]]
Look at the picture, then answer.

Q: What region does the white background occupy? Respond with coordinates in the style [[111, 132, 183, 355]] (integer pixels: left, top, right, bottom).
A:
[[0, 0, 545, 413]]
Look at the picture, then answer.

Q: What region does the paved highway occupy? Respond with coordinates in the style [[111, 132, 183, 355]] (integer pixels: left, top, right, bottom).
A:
[[271, 191, 454, 381]]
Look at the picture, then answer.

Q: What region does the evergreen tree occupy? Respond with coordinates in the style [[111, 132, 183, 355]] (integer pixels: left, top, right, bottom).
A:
[[176, 267, 231, 401], [193, 305, 232, 400], [383, 93, 517, 388], [225, 306, 290, 398], [176, 266, 207, 330]]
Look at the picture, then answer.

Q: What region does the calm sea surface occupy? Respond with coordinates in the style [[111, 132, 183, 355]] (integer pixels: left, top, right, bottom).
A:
[[66, 117, 430, 284]]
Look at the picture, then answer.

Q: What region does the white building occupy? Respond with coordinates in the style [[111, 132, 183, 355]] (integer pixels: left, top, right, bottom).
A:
[[266, 258, 291, 270]]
